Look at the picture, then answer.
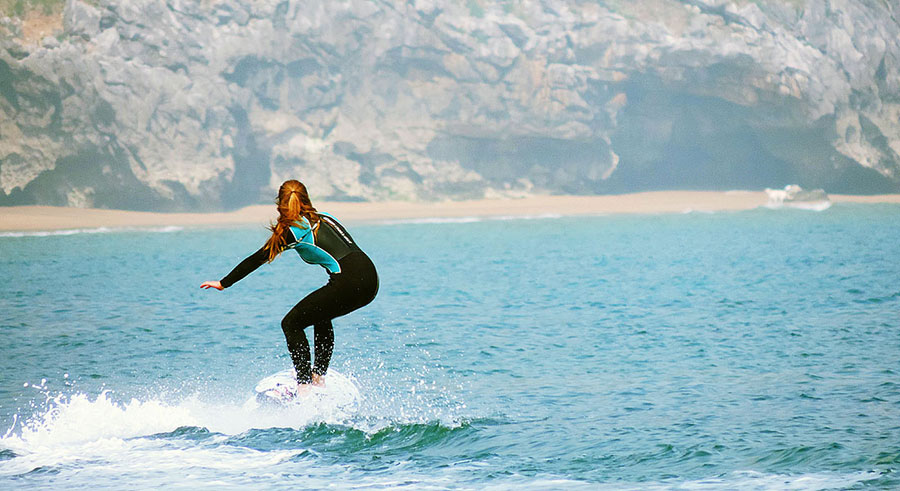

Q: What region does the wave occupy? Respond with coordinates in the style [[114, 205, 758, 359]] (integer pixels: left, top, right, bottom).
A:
[[379, 214, 563, 225], [640, 470, 885, 490], [0, 390, 888, 488], [0, 388, 475, 478], [763, 201, 832, 212], [764, 185, 832, 211], [226, 419, 485, 454], [475, 470, 885, 490], [0, 226, 184, 238]]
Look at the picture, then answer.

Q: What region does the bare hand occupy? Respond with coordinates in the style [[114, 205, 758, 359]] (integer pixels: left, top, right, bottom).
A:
[[200, 280, 223, 291]]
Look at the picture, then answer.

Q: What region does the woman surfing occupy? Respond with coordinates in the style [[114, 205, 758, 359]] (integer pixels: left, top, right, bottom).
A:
[[201, 180, 378, 392]]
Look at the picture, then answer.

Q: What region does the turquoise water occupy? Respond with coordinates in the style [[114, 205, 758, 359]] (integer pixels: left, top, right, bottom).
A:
[[1, 204, 899, 489]]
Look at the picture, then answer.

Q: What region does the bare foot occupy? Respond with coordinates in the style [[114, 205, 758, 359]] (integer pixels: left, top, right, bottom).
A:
[[295, 383, 315, 396], [311, 373, 325, 387]]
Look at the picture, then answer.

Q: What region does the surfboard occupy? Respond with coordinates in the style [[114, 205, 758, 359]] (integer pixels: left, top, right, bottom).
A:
[[253, 369, 360, 408]]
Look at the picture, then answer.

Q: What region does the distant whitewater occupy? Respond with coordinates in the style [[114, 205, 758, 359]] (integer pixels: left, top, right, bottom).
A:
[[0, 226, 184, 238], [764, 185, 832, 211]]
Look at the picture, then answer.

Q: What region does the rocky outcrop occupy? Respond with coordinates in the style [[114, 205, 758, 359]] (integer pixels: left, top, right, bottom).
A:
[[1, 0, 899, 210]]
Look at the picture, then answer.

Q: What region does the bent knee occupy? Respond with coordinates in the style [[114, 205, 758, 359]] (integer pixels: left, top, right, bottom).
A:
[[282, 310, 305, 333], [283, 307, 321, 334]]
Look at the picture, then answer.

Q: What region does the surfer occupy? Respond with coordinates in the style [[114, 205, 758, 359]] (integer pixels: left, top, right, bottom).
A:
[[201, 180, 378, 391]]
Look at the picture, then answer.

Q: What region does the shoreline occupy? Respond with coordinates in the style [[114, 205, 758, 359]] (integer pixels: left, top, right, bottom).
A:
[[1, 191, 899, 232]]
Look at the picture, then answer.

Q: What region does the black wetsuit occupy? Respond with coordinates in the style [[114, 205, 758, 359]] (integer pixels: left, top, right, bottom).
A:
[[220, 214, 378, 384]]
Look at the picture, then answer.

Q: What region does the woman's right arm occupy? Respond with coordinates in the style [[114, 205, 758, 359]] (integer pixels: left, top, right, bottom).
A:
[[208, 245, 269, 289], [202, 227, 296, 290]]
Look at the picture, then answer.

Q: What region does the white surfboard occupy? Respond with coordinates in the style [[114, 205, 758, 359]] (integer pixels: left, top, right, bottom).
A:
[[253, 369, 360, 409]]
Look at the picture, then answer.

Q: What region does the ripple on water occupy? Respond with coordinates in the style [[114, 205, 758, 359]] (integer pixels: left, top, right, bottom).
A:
[[224, 418, 492, 457]]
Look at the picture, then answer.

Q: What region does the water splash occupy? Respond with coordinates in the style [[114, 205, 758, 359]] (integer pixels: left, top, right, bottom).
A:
[[0, 363, 470, 479]]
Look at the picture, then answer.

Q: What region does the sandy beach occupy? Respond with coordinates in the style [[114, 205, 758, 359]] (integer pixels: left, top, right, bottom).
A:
[[1, 191, 898, 232]]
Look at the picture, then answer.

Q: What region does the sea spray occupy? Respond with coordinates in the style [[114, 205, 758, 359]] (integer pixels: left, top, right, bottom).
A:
[[0, 357, 472, 480]]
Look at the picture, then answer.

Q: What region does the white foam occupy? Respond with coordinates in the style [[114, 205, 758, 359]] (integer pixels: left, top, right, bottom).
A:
[[608, 470, 883, 490], [0, 392, 194, 476], [0, 388, 361, 477], [379, 213, 563, 225], [433, 469, 886, 490], [1, 429, 297, 480], [763, 201, 833, 212], [2, 392, 196, 451], [683, 470, 880, 490], [0, 226, 183, 238], [764, 185, 832, 212]]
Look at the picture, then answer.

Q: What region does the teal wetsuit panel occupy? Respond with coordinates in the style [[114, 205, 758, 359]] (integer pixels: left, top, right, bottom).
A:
[[287, 218, 342, 274]]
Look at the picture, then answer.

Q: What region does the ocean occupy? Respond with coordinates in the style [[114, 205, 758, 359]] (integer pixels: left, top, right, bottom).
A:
[[1, 204, 898, 489]]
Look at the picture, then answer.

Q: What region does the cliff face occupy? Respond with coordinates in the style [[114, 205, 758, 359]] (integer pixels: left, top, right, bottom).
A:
[[1, 0, 899, 210]]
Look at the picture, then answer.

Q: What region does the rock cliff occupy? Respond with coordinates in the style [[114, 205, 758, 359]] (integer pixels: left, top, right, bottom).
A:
[[1, 0, 899, 210]]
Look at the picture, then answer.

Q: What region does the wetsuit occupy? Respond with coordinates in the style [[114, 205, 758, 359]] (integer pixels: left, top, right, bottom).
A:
[[219, 213, 378, 384]]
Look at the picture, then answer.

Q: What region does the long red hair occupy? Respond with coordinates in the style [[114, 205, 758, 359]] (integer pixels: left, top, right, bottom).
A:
[[264, 180, 318, 263]]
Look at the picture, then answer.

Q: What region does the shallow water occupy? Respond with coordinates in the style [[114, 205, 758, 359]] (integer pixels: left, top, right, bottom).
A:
[[1, 204, 899, 489]]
